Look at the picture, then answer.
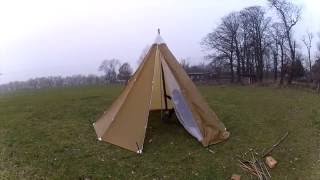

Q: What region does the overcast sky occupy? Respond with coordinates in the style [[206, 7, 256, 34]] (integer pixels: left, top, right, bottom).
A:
[[0, 0, 319, 84]]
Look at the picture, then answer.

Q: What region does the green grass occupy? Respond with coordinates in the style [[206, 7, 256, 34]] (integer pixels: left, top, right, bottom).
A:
[[0, 85, 319, 179]]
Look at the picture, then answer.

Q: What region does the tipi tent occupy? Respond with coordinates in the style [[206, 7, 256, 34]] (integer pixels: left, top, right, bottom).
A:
[[93, 31, 230, 153]]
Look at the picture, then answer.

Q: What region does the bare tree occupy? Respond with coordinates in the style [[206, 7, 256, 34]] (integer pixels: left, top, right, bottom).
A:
[[224, 13, 242, 83], [118, 62, 133, 81], [240, 6, 271, 82], [202, 12, 240, 83], [270, 22, 287, 84], [269, 27, 279, 81], [98, 59, 120, 83], [268, 0, 301, 84], [302, 31, 313, 81]]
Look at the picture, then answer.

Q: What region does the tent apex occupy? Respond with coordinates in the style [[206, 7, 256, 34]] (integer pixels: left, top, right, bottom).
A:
[[154, 29, 165, 44]]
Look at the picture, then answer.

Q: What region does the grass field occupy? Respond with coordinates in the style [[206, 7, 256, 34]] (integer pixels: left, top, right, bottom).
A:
[[0, 85, 319, 179]]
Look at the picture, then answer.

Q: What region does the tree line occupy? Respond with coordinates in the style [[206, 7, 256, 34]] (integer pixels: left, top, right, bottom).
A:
[[0, 60, 134, 93], [201, 0, 320, 87], [0, 75, 105, 93]]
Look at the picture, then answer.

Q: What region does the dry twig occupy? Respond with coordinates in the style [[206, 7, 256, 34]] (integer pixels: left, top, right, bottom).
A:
[[263, 132, 289, 157]]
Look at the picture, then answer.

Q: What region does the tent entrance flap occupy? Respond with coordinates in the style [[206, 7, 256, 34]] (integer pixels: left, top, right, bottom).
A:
[[161, 58, 203, 141], [150, 49, 173, 111]]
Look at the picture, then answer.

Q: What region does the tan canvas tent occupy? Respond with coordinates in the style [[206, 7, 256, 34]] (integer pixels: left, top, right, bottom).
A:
[[93, 31, 230, 153]]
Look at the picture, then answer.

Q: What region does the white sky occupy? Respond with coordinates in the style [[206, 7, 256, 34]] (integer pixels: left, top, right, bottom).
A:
[[0, 0, 319, 84]]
